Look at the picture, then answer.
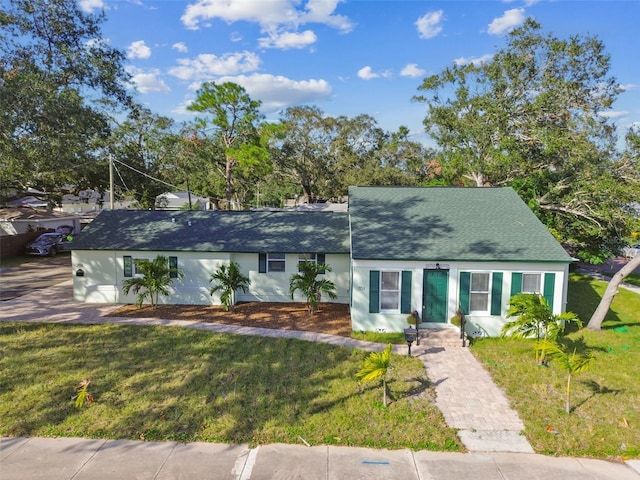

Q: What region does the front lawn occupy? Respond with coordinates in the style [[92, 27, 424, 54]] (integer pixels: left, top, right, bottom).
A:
[[0, 322, 460, 451], [471, 274, 640, 459]]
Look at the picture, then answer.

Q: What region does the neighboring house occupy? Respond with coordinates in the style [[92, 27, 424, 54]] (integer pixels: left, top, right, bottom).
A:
[[155, 191, 211, 211], [0, 207, 82, 258], [71, 210, 351, 306], [71, 186, 573, 336], [348, 186, 573, 336], [0, 207, 81, 236]]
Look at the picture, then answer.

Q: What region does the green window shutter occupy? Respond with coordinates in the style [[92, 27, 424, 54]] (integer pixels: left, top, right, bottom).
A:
[[511, 272, 523, 296], [400, 271, 412, 314], [169, 256, 178, 278], [543, 273, 555, 312], [369, 270, 380, 313], [459, 271, 470, 315], [258, 253, 267, 273], [490, 272, 503, 316], [123, 256, 132, 278], [317, 253, 326, 274]]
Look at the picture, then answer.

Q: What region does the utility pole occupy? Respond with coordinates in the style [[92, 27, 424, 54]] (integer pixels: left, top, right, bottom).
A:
[[109, 155, 114, 210]]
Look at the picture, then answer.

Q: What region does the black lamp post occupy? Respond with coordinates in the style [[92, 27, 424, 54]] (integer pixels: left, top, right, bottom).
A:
[[404, 327, 417, 356]]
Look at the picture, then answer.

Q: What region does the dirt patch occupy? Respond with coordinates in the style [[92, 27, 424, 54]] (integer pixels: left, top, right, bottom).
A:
[[109, 302, 352, 337]]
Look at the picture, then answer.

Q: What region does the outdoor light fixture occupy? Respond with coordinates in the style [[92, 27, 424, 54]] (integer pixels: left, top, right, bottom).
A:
[[404, 327, 417, 356]]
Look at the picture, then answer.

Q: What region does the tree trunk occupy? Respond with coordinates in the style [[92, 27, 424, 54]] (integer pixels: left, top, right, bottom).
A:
[[587, 255, 640, 331], [225, 154, 233, 210], [565, 372, 572, 414], [382, 377, 387, 407]]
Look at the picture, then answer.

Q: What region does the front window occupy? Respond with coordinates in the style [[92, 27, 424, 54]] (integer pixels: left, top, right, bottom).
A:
[[267, 253, 286, 272], [133, 258, 149, 277], [298, 253, 316, 271], [470, 272, 490, 313], [380, 271, 400, 311], [522, 273, 541, 293]]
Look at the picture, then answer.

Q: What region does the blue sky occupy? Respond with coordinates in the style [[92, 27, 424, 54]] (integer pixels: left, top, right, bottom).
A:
[[81, 0, 640, 146]]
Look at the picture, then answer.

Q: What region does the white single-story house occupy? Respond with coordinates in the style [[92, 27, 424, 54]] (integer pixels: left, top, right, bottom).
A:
[[71, 210, 351, 307], [72, 186, 573, 336]]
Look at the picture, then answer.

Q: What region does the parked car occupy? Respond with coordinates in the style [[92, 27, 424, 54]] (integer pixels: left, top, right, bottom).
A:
[[622, 244, 640, 258], [25, 232, 73, 256], [55, 225, 74, 235]]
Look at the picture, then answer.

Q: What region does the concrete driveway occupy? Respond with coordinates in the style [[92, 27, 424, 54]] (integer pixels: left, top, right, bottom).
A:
[[0, 254, 72, 301]]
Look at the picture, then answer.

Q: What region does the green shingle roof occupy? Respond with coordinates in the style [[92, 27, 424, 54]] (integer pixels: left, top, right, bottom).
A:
[[72, 210, 350, 253], [348, 186, 572, 263]]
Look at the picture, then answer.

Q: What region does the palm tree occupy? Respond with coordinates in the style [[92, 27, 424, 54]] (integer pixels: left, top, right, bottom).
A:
[[534, 339, 595, 413], [122, 255, 182, 309], [501, 293, 582, 363], [289, 261, 337, 314], [209, 261, 251, 311], [355, 343, 393, 407]]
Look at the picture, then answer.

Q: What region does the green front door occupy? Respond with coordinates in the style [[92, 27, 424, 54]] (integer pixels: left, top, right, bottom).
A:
[[422, 269, 449, 323]]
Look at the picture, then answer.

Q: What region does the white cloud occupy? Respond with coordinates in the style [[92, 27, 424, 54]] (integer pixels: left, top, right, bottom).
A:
[[620, 83, 639, 92], [181, 0, 352, 36], [488, 8, 525, 35], [259, 30, 317, 49], [358, 66, 392, 80], [127, 40, 151, 59], [416, 10, 443, 39], [599, 110, 630, 119], [400, 63, 426, 78], [172, 42, 188, 53], [454, 54, 493, 66], [127, 68, 170, 94], [78, 0, 103, 13], [169, 51, 261, 81], [357, 66, 377, 80], [215, 73, 332, 112]]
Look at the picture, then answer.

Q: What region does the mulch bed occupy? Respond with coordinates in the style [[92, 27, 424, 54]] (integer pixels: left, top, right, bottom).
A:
[[109, 302, 352, 337]]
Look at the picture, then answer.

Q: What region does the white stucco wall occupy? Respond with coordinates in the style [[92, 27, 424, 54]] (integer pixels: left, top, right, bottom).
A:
[[73, 250, 350, 306], [350, 259, 569, 335]]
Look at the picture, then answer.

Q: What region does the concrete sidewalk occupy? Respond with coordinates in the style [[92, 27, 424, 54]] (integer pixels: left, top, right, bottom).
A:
[[2, 436, 639, 480]]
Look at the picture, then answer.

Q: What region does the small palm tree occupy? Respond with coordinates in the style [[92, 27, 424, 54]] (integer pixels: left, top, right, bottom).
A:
[[502, 293, 581, 363], [355, 343, 393, 407], [209, 261, 251, 311], [122, 255, 182, 309], [534, 339, 595, 413], [289, 261, 337, 314]]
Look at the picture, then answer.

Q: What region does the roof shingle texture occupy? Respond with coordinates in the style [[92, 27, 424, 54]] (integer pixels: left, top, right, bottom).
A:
[[72, 210, 350, 253], [348, 186, 572, 263]]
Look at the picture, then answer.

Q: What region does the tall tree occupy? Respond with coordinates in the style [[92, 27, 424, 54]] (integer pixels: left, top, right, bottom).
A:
[[187, 82, 267, 209], [0, 0, 131, 196], [108, 108, 181, 209], [414, 19, 635, 260], [269, 106, 336, 203]]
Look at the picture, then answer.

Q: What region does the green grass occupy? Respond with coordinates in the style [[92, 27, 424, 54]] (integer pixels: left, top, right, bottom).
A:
[[0, 323, 460, 451], [351, 331, 406, 344], [471, 274, 640, 459]]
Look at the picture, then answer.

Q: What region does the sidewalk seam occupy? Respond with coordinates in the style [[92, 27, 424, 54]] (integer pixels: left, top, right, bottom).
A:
[[68, 438, 108, 480]]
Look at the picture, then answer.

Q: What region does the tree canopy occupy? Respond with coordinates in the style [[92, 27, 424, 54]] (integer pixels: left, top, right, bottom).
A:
[[0, 0, 131, 197], [414, 18, 638, 260]]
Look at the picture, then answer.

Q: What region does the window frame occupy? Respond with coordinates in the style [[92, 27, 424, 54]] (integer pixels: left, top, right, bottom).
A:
[[267, 253, 286, 273], [469, 272, 491, 314], [521, 273, 542, 294], [297, 253, 317, 272], [132, 257, 151, 278], [379, 270, 401, 313]]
